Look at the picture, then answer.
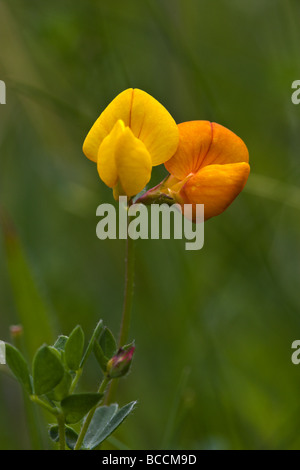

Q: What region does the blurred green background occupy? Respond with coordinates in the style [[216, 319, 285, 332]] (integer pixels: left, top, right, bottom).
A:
[[1, 0, 300, 450]]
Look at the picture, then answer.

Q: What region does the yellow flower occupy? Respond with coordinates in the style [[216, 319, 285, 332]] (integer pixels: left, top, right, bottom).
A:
[[83, 88, 179, 199]]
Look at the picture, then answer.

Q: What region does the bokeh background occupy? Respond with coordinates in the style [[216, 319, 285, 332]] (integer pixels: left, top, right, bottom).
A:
[[1, 0, 300, 450]]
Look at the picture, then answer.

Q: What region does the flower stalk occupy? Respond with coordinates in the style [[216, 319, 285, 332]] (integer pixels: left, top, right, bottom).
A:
[[57, 414, 66, 451], [104, 201, 135, 405], [74, 375, 111, 450], [118, 224, 135, 348]]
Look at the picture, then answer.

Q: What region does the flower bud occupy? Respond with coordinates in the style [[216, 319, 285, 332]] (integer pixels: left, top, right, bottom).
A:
[[106, 346, 135, 379], [10, 325, 23, 339], [9, 324, 24, 351]]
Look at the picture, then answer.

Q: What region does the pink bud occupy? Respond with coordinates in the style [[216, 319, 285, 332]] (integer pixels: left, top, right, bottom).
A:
[[10, 325, 23, 338], [107, 346, 135, 379]]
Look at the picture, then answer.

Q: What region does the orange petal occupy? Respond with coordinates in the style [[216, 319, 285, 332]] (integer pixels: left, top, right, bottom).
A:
[[180, 162, 250, 221], [204, 122, 249, 167], [165, 121, 249, 179], [165, 121, 212, 179]]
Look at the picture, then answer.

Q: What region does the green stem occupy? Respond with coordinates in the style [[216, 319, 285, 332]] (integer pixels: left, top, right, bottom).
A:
[[30, 395, 59, 417], [118, 231, 135, 348], [74, 376, 110, 450], [69, 368, 83, 394], [104, 208, 135, 404], [57, 415, 66, 451]]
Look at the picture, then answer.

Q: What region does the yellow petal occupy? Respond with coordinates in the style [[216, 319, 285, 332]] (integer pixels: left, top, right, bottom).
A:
[[181, 162, 250, 221], [83, 88, 179, 165], [129, 89, 179, 165], [97, 120, 125, 188], [115, 127, 152, 198], [83, 89, 134, 162], [165, 121, 249, 179]]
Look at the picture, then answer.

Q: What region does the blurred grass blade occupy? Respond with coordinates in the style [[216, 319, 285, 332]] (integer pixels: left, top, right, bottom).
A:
[[0, 208, 56, 358], [161, 367, 190, 449], [145, 0, 218, 117], [245, 173, 300, 210]]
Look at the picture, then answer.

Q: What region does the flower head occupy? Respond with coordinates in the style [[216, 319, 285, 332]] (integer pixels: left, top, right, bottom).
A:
[[159, 120, 250, 221], [83, 88, 179, 199], [106, 346, 135, 379]]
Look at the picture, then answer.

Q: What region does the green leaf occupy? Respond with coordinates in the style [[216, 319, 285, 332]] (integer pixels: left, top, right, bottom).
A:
[[47, 371, 72, 402], [83, 401, 137, 450], [0, 210, 55, 358], [49, 424, 78, 450], [48, 346, 63, 361], [99, 327, 117, 359], [80, 319, 103, 368], [5, 343, 32, 394], [53, 336, 68, 352], [65, 326, 84, 371], [123, 341, 135, 352], [33, 345, 64, 396], [61, 393, 103, 424], [93, 341, 109, 372]]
